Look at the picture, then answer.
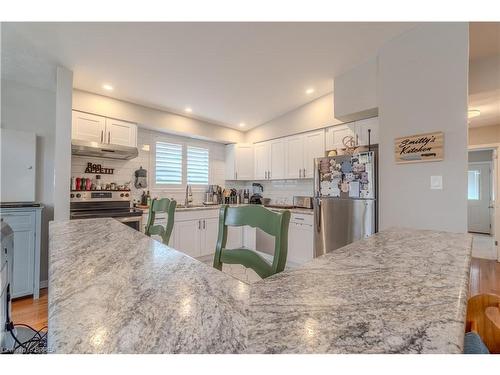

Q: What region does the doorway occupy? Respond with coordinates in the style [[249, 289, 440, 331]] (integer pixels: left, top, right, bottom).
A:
[[468, 156, 493, 234]]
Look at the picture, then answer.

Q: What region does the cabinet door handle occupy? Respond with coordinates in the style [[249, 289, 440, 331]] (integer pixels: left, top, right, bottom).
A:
[[203, 220, 206, 230], [100, 130, 103, 143], [198, 220, 201, 230], [356, 134, 359, 146], [235, 171, 238, 180], [108, 131, 111, 144], [268, 170, 271, 180], [299, 168, 302, 178], [303, 168, 306, 177]]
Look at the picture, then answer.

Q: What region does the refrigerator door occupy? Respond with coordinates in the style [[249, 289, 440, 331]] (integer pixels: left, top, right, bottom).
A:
[[314, 198, 375, 257]]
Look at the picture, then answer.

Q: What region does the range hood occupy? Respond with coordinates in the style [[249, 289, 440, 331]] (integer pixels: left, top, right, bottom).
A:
[[71, 140, 138, 160]]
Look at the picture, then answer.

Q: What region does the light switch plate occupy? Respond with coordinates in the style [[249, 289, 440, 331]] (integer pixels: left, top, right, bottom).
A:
[[430, 175, 443, 190]]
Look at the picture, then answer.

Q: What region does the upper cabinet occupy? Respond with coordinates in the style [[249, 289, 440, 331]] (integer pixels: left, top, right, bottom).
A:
[[253, 141, 270, 180], [225, 143, 254, 180], [302, 130, 325, 178], [71, 111, 106, 143], [269, 139, 285, 180], [71, 110, 138, 147], [325, 117, 379, 151], [104, 118, 138, 147], [284, 135, 304, 179]]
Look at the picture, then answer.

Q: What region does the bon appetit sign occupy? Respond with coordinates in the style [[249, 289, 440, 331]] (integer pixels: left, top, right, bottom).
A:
[[394, 131, 444, 164]]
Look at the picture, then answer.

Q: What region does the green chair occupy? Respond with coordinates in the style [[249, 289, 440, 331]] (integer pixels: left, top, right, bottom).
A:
[[213, 205, 291, 279], [145, 198, 177, 245]]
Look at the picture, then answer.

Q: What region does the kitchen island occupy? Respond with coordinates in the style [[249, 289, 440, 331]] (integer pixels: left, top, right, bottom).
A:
[[48, 218, 471, 353]]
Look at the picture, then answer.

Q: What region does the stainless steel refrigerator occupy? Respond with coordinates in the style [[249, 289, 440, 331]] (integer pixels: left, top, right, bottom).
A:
[[313, 149, 377, 257]]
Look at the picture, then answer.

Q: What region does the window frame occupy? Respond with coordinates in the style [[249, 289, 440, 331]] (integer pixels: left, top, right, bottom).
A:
[[151, 137, 212, 192]]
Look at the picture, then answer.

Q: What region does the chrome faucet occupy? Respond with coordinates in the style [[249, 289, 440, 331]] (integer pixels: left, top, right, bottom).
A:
[[185, 185, 193, 207]]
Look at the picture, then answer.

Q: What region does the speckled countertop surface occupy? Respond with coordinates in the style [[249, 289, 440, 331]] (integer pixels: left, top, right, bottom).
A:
[[48, 219, 471, 354]]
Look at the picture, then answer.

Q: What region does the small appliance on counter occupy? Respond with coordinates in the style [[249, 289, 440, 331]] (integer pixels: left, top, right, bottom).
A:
[[204, 185, 222, 205], [249, 183, 264, 204]]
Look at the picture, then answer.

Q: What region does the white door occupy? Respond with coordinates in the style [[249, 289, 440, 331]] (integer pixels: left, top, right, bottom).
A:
[[303, 130, 325, 178], [468, 162, 492, 234], [72, 111, 106, 143], [201, 218, 219, 256], [0, 129, 36, 202], [235, 144, 254, 180], [254, 142, 270, 180], [269, 139, 285, 180], [175, 220, 201, 258], [285, 135, 304, 179], [355, 117, 379, 146], [105, 118, 137, 147]]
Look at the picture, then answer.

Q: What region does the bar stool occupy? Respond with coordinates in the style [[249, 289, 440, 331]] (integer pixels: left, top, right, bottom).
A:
[[145, 198, 177, 245], [213, 205, 290, 279]]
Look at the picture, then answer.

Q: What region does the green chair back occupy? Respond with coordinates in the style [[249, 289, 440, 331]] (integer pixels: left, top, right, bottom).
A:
[[145, 198, 176, 245], [213, 205, 291, 279]]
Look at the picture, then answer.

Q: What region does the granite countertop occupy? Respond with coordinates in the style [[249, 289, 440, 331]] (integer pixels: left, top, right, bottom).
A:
[[48, 219, 471, 354], [138, 204, 314, 215]]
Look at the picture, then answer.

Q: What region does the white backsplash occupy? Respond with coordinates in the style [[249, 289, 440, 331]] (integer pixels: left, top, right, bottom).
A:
[[71, 127, 226, 204], [226, 179, 314, 204]]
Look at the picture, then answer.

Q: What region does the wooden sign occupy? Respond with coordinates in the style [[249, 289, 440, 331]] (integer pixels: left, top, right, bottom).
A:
[[84, 162, 114, 174], [394, 131, 444, 164]]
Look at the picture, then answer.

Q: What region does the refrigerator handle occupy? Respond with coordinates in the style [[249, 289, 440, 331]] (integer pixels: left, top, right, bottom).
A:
[[314, 197, 321, 232]]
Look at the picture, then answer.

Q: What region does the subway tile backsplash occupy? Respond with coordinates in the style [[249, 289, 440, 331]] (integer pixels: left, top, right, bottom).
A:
[[226, 179, 314, 204]]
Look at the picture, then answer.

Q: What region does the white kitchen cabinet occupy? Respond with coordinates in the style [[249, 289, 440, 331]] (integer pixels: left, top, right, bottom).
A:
[[225, 143, 254, 180], [72, 111, 106, 143], [105, 118, 138, 147], [72, 110, 138, 147], [303, 130, 325, 178], [174, 220, 201, 258], [269, 139, 285, 180], [355, 117, 379, 146], [201, 217, 219, 256], [0, 206, 42, 299], [325, 123, 356, 151], [287, 213, 314, 265], [284, 135, 304, 179], [254, 141, 270, 180]]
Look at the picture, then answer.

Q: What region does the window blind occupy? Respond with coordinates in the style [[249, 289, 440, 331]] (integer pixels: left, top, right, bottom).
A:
[[187, 146, 209, 185], [155, 141, 182, 184]]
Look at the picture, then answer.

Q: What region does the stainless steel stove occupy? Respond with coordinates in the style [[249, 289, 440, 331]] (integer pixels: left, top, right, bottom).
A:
[[70, 191, 143, 231]]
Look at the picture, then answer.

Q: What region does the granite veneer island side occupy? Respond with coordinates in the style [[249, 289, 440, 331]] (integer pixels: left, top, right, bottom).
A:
[[48, 218, 471, 353]]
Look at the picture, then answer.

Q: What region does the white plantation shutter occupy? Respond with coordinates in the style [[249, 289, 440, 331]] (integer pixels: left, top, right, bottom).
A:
[[155, 141, 182, 184], [187, 146, 209, 185]]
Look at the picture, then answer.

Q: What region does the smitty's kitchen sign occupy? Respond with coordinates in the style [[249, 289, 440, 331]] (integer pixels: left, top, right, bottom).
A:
[[394, 131, 444, 164]]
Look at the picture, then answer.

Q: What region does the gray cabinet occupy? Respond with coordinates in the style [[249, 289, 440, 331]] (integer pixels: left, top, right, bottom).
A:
[[0, 206, 42, 299]]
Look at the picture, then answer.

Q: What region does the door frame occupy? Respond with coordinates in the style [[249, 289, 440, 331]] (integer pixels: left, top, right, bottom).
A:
[[468, 144, 500, 262], [467, 160, 493, 234]]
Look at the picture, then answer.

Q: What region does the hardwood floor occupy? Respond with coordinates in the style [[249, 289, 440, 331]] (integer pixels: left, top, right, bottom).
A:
[[9, 258, 500, 337], [469, 257, 500, 297], [11, 288, 48, 331]]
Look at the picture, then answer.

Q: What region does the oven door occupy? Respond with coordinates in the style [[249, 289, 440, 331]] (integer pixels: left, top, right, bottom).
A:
[[116, 216, 142, 232]]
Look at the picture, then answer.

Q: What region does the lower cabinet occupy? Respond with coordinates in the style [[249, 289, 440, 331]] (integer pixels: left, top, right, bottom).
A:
[[0, 207, 42, 299]]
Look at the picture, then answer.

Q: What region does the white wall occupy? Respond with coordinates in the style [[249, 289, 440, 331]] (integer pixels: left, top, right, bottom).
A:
[[1, 79, 56, 283], [244, 93, 341, 143], [54, 67, 73, 220], [73, 90, 244, 144], [378, 23, 469, 233]]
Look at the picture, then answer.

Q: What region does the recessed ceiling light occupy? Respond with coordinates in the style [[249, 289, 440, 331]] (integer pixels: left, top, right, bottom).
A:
[[185, 107, 192, 113], [305, 88, 315, 95], [239, 122, 246, 128], [102, 84, 113, 91], [468, 109, 481, 119]]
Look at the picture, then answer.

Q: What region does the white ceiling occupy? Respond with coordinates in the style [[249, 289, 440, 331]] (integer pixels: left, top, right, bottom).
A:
[[468, 22, 500, 128], [2, 22, 416, 130]]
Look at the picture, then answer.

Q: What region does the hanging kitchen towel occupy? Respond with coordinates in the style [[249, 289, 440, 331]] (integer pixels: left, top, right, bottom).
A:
[[134, 166, 148, 189]]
